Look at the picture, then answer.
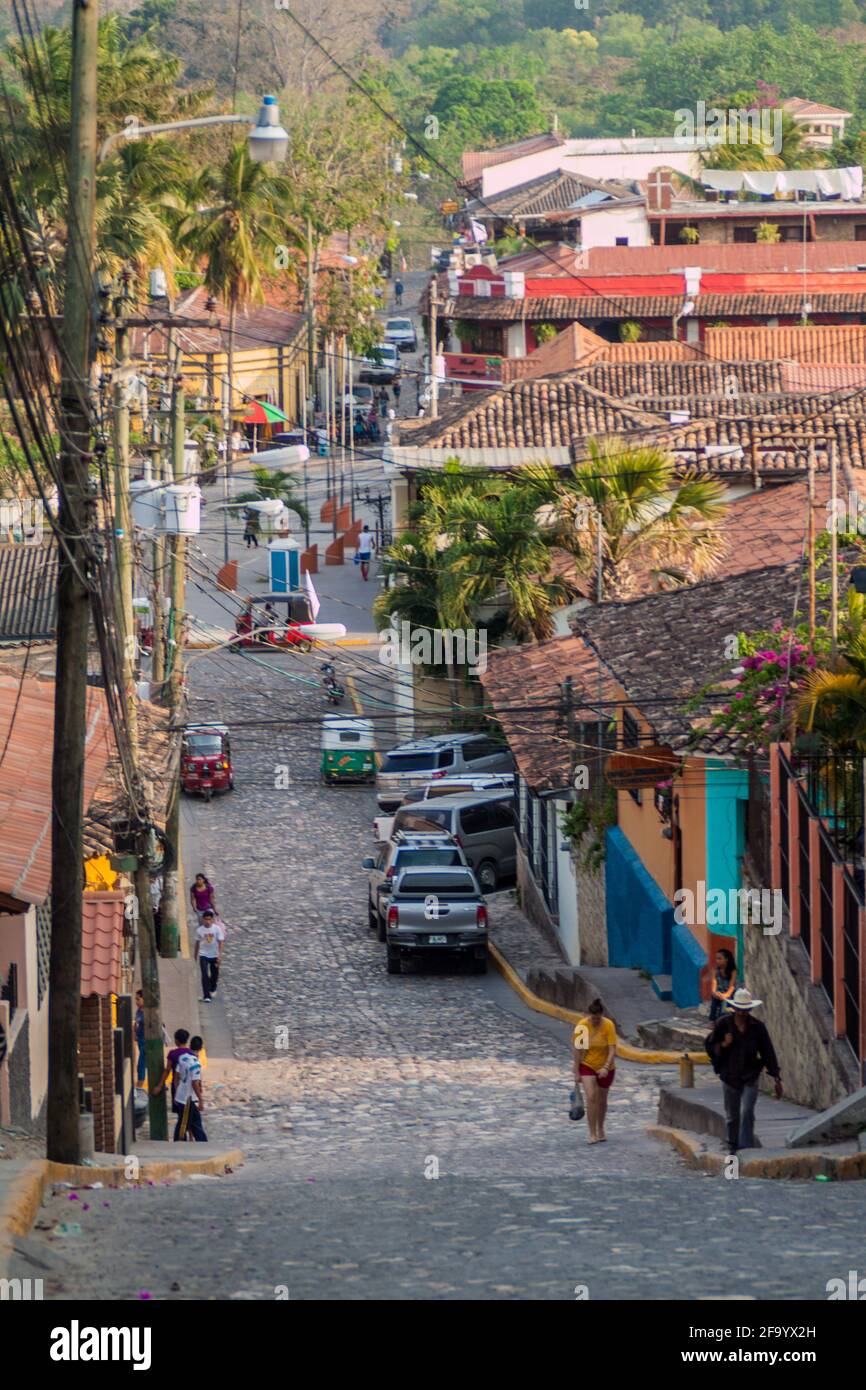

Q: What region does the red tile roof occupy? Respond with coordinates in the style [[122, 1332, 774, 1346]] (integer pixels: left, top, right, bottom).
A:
[[705, 324, 866, 364], [81, 891, 126, 997], [134, 285, 305, 357], [480, 635, 620, 790], [461, 132, 565, 185], [0, 677, 114, 905], [783, 97, 852, 119], [584, 243, 866, 276]]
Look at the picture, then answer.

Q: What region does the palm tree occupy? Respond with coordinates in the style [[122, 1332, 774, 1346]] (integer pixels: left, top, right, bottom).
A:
[[179, 145, 283, 464], [798, 590, 866, 750], [233, 467, 309, 526], [531, 440, 728, 600]]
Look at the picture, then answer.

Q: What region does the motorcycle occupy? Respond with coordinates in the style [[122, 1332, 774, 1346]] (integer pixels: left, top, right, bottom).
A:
[[321, 661, 345, 706]]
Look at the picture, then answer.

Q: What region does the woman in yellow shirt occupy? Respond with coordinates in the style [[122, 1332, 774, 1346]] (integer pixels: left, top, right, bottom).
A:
[[573, 998, 617, 1144]]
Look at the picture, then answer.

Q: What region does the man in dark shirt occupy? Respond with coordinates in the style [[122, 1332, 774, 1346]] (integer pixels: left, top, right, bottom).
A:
[[153, 1028, 192, 1127], [707, 988, 783, 1154]]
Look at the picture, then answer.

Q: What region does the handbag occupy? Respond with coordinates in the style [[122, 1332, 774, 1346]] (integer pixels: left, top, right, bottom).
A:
[[353, 553, 361, 565], [568, 1088, 585, 1122]]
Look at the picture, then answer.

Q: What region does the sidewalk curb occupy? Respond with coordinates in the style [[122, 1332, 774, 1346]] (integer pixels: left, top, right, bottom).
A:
[[0, 1150, 243, 1271], [487, 940, 710, 1066], [648, 1125, 866, 1180]]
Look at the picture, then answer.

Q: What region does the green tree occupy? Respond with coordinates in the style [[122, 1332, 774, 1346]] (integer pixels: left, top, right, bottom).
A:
[[234, 467, 309, 525], [179, 144, 282, 449]]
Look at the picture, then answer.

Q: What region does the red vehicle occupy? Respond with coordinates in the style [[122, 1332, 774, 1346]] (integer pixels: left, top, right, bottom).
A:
[[181, 724, 234, 800], [233, 598, 313, 653]]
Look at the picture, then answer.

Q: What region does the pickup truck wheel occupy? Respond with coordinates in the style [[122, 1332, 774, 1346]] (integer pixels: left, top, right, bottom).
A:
[[386, 946, 402, 975], [476, 860, 497, 892], [367, 901, 377, 931]]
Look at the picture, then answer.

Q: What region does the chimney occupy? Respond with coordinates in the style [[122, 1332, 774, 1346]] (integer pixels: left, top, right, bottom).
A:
[[646, 167, 673, 211], [684, 265, 702, 297]]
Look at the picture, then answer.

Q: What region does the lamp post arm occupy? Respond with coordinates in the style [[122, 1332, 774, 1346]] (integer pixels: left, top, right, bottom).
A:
[[99, 113, 251, 164]]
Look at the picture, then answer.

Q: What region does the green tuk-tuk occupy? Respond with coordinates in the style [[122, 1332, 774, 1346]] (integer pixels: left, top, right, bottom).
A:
[[320, 715, 376, 785]]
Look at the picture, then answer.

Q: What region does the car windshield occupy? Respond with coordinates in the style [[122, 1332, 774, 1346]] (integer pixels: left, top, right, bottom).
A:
[[186, 735, 223, 755], [387, 320, 412, 331], [397, 872, 475, 895], [382, 751, 439, 773], [395, 849, 461, 867], [394, 808, 450, 832]]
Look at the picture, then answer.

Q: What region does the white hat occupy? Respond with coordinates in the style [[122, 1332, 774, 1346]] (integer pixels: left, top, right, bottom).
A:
[[726, 987, 763, 1011]]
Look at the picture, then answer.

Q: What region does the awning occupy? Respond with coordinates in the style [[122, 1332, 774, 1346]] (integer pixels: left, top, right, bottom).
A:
[[242, 400, 290, 425]]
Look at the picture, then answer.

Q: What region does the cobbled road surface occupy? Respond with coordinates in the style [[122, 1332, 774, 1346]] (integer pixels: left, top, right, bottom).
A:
[[19, 651, 866, 1301]]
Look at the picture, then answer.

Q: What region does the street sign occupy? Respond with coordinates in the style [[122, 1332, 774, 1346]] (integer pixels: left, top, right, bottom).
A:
[[440, 200, 459, 214], [604, 745, 678, 789]]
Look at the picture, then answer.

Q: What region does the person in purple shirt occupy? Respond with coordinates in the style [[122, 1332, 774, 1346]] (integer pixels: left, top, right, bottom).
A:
[[190, 873, 217, 923]]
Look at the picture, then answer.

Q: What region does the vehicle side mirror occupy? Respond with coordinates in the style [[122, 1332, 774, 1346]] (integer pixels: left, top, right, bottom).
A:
[[362, 856, 375, 869]]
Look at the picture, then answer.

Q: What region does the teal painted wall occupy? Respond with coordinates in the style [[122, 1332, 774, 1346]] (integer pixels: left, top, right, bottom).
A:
[[705, 760, 749, 976]]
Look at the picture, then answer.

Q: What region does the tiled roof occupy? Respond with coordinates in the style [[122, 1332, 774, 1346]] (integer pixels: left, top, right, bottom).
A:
[[574, 360, 788, 400], [81, 891, 126, 997], [479, 635, 620, 790], [783, 97, 852, 119], [584, 243, 866, 275], [0, 677, 114, 906], [441, 291, 866, 322], [705, 325, 866, 364], [469, 169, 634, 219], [714, 477, 830, 579], [135, 285, 305, 356], [399, 377, 667, 449], [0, 542, 57, 644], [461, 132, 565, 185], [572, 561, 818, 754]]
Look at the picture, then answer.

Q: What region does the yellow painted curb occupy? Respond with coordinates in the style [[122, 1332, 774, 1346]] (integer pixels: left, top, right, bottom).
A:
[[487, 940, 709, 1065], [648, 1125, 866, 1180], [0, 1150, 244, 1269]]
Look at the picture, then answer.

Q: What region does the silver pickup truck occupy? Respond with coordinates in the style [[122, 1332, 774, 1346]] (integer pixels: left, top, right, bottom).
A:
[[385, 865, 488, 976]]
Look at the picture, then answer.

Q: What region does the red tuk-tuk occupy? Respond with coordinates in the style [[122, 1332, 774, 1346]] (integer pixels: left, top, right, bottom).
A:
[[233, 597, 313, 653], [181, 724, 234, 800]]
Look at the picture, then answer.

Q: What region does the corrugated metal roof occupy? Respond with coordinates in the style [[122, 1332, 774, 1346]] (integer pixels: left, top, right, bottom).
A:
[[81, 890, 125, 997], [0, 542, 57, 643], [0, 677, 114, 905]]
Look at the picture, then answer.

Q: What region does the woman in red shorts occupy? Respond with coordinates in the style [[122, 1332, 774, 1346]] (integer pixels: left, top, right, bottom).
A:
[[573, 997, 617, 1144]]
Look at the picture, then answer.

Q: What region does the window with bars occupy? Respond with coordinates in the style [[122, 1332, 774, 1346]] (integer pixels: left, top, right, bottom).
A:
[[36, 902, 51, 1008], [621, 709, 642, 805]]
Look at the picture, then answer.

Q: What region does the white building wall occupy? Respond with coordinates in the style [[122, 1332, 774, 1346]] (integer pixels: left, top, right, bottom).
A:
[[579, 203, 651, 250], [481, 140, 704, 198], [555, 801, 580, 964]]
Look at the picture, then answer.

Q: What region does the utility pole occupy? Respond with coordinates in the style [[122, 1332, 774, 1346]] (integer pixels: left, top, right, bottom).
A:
[[157, 373, 186, 971], [149, 418, 166, 690], [807, 440, 816, 648], [47, 0, 99, 1166], [429, 278, 439, 420], [830, 435, 839, 659], [135, 846, 166, 1140], [305, 215, 316, 395], [113, 268, 137, 749]]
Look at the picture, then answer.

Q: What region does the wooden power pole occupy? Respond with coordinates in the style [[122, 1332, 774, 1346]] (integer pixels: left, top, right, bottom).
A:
[[47, 0, 99, 1165]]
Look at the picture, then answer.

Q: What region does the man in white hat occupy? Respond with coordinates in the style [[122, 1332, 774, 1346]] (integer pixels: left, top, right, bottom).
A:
[[706, 987, 782, 1154]]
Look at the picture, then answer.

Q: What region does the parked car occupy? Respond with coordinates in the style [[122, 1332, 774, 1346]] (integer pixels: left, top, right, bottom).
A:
[[342, 383, 375, 409], [372, 772, 515, 844], [384, 317, 418, 353], [385, 865, 488, 975], [362, 830, 468, 941], [358, 343, 399, 384], [389, 790, 516, 892], [264, 430, 307, 450], [376, 734, 514, 811]]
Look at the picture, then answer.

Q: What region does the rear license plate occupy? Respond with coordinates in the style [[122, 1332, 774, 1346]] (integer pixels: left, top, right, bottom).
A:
[[428, 934, 447, 944]]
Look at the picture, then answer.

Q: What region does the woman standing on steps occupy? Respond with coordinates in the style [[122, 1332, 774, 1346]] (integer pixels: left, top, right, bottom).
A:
[[709, 947, 737, 1022], [573, 998, 617, 1144]]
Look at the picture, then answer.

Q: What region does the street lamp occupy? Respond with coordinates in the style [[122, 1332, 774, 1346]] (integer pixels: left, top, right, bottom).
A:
[[99, 97, 289, 165], [247, 96, 289, 164]]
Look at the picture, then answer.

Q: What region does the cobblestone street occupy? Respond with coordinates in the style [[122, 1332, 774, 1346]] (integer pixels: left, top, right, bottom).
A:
[[19, 652, 866, 1301]]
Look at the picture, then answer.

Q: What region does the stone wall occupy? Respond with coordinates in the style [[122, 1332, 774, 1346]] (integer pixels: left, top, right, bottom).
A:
[[575, 833, 608, 966], [744, 918, 860, 1111]]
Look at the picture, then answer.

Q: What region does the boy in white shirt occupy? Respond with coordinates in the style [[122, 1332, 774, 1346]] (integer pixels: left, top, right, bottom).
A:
[[194, 909, 225, 1002]]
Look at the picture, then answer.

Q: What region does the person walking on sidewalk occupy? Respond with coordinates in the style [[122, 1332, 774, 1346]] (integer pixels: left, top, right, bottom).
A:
[[154, 1028, 191, 1128], [190, 873, 217, 924], [357, 524, 375, 581], [195, 909, 225, 1003], [134, 990, 147, 1086], [706, 988, 782, 1154], [709, 947, 738, 1022], [394, 277, 404, 307], [243, 511, 259, 549], [573, 997, 617, 1145], [173, 1036, 207, 1143]]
